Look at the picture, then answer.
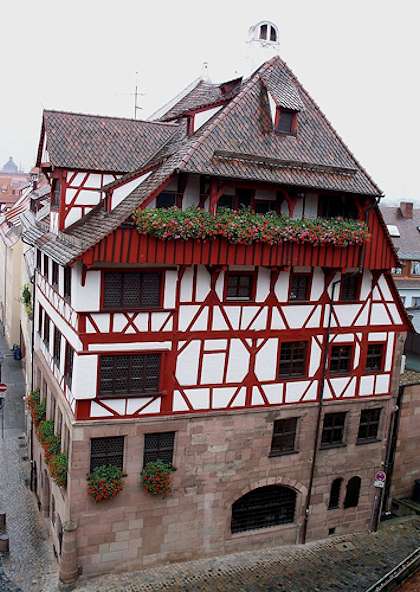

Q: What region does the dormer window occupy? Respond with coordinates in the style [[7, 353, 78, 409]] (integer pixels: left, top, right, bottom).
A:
[[275, 109, 297, 135], [258, 23, 277, 43], [260, 24, 268, 40]]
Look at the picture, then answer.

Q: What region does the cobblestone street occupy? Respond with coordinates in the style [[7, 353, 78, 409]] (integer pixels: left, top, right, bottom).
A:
[[0, 338, 57, 592], [72, 518, 420, 592]]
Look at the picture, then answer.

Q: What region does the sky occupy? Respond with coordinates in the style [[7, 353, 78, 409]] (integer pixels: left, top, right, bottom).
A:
[[1, 0, 419, 202]]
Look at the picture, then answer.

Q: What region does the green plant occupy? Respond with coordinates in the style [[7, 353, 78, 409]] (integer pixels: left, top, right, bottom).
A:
[[87, 465, 124, 502], [49, 453, 68, 487], [37, 419, 55, 444], [134, 207, 369, 247], [141, 460, 176, 496], [27, 389, 46, 426], [21, 284, 33, 318]]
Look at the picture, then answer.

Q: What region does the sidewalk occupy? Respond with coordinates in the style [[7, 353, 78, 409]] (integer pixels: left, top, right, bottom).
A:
[[0, 339, 57, 592]]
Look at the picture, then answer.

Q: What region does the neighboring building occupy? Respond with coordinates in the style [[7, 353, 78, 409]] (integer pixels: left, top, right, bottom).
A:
[[0, 157, 29, 208], [381, 201, 420, 308], [22, 22, 409, 584]]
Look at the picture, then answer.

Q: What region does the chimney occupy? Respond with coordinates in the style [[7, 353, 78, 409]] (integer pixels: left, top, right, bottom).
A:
[[400, 201, 413, 219]]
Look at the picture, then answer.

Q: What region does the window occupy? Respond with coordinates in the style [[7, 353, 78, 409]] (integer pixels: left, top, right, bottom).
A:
[[103, 271, 161, 309], [64, 268, 71, 301], [413, 297, 420, 308], [53, 327, 61, 367], [56, 408, 62, 439], [276, 110, 295, 134], [278, 341, 307, 378], [339, 274, 361, 301], [259, 23, 268, 40], [43, 314, 50, 348], [225, 273, 253, 300], [392, 267, 402, 275], [289, 274, 311, 301], [52, 262, 59, 287], [270, 418, 298, 456], [411, 262, 420, 276], [328, 478, 342, 510], [38, 305, 43, 335], [231, 485, 296, 533], [43, 254, 48, 278], [64, 342, 74, 389], [321, 412, 346, 447], [318, 195, 359, 220], [62, 425, 70, 456], [143, 432, 175, 466], [217, 189, 253, 211], [270, 25, 277, 42], [36, 250, 41, 272], [52, 180, 61, 208], [357, 408, 381, 442], [156, 191, 177, 209], [365, 344, 384, 372], [330, 345, 352, 374], [90, 436, 124, 472], [50, 396, 56, 424], [343, 476, 361, 509], [99, 353, 161, 397]]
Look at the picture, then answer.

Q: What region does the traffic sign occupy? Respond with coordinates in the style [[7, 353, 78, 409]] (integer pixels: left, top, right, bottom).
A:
[[374, 470, 386, 488], [0, 384, 7, 393]]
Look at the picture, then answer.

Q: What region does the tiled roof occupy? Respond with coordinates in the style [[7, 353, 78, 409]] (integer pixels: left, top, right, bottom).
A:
[[380, 204, 420, 260], [160, 79, 242, 121], [25, 55, 384, 264], [38, 111, 179, 173]]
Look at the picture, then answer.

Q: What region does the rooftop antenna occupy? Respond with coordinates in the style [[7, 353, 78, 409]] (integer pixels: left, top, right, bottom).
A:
[[133, 72, 145, 119]]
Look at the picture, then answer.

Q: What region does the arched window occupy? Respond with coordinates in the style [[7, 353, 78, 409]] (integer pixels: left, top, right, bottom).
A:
[[231, 485, 296, 533], [259, 24, 268, 40], [328, 478, 343, 510], [270, 26, 277, 42], [344, 476, 361, 509]]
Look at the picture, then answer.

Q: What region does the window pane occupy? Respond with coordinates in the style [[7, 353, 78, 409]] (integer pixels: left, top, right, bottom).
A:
[[226, 274, 253, 300], [330, 345, 352, 373], [270, 418, 298, 454], [143, 432, 175, 466], [156, 192, 176, 209], [357, 408, 381, 441], [279, 342, 307, 377], [340, 274, 361, 301], [90, 436, 124, 472], [99, 354, 161, 397], [290, 274, 310, 301], [103, 272, 161, 309], [321, 412, 346, 446], [365, 344, 384, 371], [231, 485, 296, 533], [277, 111, 294, 134]]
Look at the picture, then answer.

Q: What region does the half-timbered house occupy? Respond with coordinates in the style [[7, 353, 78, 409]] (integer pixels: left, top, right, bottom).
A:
[[22, 21, 409, 583]]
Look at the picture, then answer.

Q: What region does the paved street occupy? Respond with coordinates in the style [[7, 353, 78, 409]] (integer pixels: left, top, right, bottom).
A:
[[72, 518, 420, 592], [0, 338, 57, 592]]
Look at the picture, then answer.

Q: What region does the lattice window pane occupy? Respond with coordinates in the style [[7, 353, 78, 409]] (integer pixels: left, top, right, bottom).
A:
[[90, 436, 124, 472], [330, 345, 352, 373], [143, 432, 175, 466], [104, 273, 123, 308], [340, 274, 360, 301], [279, 341, 307, 377], [140, 273, 161, 307], [290, 274, 310, 301], [271, 418, 298, 455], [358, 408, 381, 441], [231, 485, 296, 533], [99, 354, 161, 397], [366, 344, 384, 371], [321, 412, 346, 446]]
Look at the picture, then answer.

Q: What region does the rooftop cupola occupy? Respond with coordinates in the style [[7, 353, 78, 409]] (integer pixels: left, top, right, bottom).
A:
[[243, 20, 280, 76]]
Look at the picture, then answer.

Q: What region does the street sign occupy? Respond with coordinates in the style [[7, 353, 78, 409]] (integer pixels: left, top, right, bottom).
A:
[[374, 470, 386, 488], [0, 384, 7, 393]]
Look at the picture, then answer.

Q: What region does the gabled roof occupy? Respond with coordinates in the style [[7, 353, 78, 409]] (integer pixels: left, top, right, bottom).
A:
[[380, 203, 420, 260], [37, 110, 179, 173], [25, 55, 384, 264]]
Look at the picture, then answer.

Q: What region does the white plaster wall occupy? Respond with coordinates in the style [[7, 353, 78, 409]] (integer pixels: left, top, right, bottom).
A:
[[71, 265, 101, 312], [111, 172, 152, 210], [194, 105, 223, 132], [183, 174, 200, 209], [303, 193, 318, 218], [72, 354, 97, 399]]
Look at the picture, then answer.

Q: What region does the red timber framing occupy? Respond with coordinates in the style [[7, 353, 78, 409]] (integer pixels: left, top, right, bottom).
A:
[[69, 265, 409, 421]]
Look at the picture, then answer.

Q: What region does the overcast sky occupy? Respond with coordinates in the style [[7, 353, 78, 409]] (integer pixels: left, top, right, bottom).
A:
[[1, 0, 419, 202]]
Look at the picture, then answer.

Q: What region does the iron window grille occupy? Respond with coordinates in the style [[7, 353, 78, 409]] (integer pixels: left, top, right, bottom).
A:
[[328, 478, 343, 510], [270, 418, 298, 456], [143, 432, 175, 466], [278, 341, 307, 378], [90, 436, 124, 472], [357, 408, 381, 442], [99, 353, 161, 397], [343, 476, 361, 508], [231, 485, 296, 533], [53, 327, 61, 367], [289, 274, 310, 301], [339, 273, 361, 301], [330, 345, 352, 374], [365, 344, 384, 372], [103, 271, 161, 309], [64, 342, 74, 389], [226, 273, 253, 300], [321, 412, 346, 447]]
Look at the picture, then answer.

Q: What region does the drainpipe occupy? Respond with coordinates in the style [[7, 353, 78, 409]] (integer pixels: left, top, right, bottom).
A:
[[302, 277, 340, 543]]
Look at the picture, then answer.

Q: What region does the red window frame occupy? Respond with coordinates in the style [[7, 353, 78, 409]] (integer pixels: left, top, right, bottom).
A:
[[278, 340, 309, 379], [97, 351, 164, 399], [101, 269, 164, 312], [339, 273, 362, 302], [288, 272, 312, 302], [365, 343, 385, 373], [329, 343, 354, 375], [224, 271, 256, 302]]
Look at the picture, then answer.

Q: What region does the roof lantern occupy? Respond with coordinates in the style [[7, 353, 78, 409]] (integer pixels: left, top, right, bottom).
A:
[[248, 21, 280, 47]]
